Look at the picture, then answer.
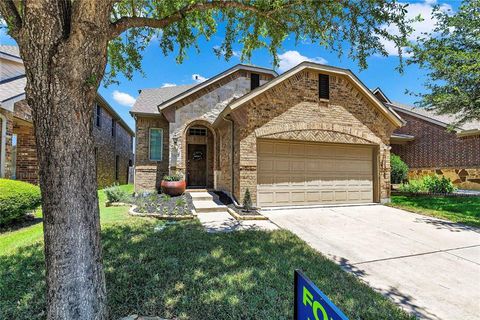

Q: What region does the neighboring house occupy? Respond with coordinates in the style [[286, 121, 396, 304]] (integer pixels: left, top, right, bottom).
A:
[[373, 88, 480, 190], [0, 45, 134, 188], [131, 62, 404, 207]]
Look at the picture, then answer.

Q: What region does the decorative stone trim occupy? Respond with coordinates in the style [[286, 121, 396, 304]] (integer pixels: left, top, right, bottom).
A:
[[128, 204, 196, 220], [227, 207, 268, 221], [255, 122, 382, 145]]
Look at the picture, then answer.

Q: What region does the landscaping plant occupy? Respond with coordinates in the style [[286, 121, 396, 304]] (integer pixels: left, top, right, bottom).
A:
[[423, 175, 456, 194], [0, 179, 42, 225], [390, 154, 409, 184], [103, 183, 129, 203], [162, 173, 184, 182], [243, 189, 253, 213]]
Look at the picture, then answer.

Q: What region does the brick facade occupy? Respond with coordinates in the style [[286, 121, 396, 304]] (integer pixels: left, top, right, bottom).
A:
[[221, 70, 396, 205], [0, 98, 134, 188], [392, 110, 480, 189]]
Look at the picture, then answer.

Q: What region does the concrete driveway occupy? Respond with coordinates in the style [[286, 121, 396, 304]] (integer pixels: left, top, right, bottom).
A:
[[263, 205, 480, 320]]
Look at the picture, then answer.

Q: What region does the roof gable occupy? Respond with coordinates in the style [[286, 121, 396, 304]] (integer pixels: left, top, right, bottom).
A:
[[220, 62, 404, 128], [157, 64, 277, 112], [131, 84, 195, 115]]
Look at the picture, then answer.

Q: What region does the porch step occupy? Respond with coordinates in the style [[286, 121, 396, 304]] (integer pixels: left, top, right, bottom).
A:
[[189, 191, 214, 201], [193, 200, 227, 213]]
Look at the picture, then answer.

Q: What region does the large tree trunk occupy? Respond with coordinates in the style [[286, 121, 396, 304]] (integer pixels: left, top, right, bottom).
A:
[[14, 2, 112, 319]]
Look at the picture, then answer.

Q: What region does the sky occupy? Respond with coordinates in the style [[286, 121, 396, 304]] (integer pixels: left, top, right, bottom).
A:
[[0, 0, 459, 132]]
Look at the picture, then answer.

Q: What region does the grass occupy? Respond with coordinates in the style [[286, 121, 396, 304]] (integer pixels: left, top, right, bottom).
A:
[[389, 195, 480, 227], [0, 185, 414, 319]]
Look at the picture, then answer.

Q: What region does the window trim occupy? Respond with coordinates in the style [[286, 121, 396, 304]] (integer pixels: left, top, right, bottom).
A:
[[149, 128, 163, 161]]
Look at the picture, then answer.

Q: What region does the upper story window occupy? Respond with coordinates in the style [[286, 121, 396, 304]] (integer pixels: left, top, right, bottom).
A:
[[149, 128, 163, 161], [318, 74, 330, 100], [189, 128, 207, 136], [250, 73, 260, 90], [111, 119, 116, 137], [94, 104, 102, 128]]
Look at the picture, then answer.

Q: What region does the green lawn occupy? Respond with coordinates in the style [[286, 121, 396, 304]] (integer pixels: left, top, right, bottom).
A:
[[390, 195, 480, 227], [0, 185, 414, 319]]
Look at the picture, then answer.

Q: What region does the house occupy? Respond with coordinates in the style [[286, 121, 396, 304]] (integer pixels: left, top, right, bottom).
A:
[[372, 88, 480, 190], [0, 45, 135, 188], [131, 62, 404, 207]]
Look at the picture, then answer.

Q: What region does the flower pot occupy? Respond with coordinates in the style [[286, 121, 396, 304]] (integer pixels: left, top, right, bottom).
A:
[[160, 180, 186, 196]]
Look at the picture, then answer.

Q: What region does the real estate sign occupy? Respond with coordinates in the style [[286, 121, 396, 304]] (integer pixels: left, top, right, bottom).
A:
[[294, 270, 349, 320]]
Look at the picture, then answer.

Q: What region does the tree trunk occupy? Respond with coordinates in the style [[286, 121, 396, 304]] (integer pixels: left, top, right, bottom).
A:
[[13, 2, 112, 319]]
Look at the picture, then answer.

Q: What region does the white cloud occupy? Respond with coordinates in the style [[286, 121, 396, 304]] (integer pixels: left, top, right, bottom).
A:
[[161, 83, 177, 88], [380, 0, 453, 56], [112, 90, 136, 107], [192, 74, 208, 83], [277, 50, 328, 72]]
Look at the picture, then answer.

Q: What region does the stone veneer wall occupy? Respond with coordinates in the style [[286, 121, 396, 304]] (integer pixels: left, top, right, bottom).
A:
[[0, 108, 14, 178], [227, 70, 396, 205], [134, 115, 170, 192], [408, 168, 480, 190], [168, 71, 272, 173]]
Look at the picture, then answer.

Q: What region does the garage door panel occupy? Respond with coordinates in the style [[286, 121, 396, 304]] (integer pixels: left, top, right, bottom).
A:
[[257, 140, 374, 207]]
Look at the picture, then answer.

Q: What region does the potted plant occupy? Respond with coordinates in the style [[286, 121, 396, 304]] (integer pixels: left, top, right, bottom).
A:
[[160, 172, 186, 196]]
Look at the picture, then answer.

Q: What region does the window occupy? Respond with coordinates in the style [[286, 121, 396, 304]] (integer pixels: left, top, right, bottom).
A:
[[188, 128, 207, 136], [318, 74, 330, 100], [250, 73, 260, 90], [149, 128, 163, 161], [94, 147, 98, 171], [111, 119, 116, 137], [115, 155, 119, 180], [94, 104, 102, 128]]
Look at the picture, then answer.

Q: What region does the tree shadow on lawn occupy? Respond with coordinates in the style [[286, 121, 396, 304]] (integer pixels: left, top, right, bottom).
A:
[[0, 221, 415, 320]]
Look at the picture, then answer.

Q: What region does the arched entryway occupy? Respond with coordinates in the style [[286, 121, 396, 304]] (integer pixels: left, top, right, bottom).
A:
[[184, 122, 215, 188]]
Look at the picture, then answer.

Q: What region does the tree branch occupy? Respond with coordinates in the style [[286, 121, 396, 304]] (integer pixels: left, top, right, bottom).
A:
[[109, 1, 267, 38], [0, 0, 22, 35]]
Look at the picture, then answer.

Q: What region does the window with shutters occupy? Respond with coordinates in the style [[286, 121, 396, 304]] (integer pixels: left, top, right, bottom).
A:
[[250, 73, 260, 90], [318, 74, 330, 100]]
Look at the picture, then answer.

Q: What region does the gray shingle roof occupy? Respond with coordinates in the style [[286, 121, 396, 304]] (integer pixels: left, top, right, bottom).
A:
[[389, 101, 480, 131], [131, 84, 196, 114]]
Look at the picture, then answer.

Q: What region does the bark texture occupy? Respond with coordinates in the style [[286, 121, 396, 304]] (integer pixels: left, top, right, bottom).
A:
[[5, 1, 113, 319]]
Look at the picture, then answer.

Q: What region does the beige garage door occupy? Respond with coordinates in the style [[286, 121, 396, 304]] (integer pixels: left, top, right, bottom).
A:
[[257, 140, 374, 207]]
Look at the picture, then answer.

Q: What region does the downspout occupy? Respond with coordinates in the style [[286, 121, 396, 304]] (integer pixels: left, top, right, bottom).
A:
[[222, 114, 235, 198], [0, 112, 6, 178]]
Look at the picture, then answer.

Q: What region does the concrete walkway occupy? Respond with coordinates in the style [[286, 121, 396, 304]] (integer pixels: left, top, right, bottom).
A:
[[190, 191, 278, 232], [263, 205, 480, 320]]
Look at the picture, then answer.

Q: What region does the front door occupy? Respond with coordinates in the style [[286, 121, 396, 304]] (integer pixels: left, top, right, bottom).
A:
[[187, 144, 207, 187]]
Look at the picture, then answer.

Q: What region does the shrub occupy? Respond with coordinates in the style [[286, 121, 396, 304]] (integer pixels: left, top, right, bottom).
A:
[[423, 175, 456, 194], [104, 183, 129, 203], [0, 179, 41, 225], [390, 154, 409, 184], [162, 172, 184, 181], [398, 179, 426, 193], [243, 189, 253, 212]]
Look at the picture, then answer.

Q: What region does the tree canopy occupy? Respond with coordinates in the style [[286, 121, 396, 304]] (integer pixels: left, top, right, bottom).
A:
[[104, 0, 415, 84], [409, 0, 480, 125]]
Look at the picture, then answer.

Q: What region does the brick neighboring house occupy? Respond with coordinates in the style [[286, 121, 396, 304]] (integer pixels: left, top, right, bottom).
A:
[[131, 62, 404, 207], [0, 45, 134, 188], [373, 88, 480, 190]]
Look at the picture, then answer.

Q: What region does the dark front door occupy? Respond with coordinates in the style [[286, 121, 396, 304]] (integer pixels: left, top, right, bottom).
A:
[[187, 144, 207, 187]]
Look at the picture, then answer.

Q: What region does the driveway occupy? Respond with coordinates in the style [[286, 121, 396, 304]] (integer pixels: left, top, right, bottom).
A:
[[263, 205, 480, 320]]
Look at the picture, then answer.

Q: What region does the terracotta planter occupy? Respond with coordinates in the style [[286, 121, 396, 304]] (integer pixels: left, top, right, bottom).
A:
[[160, 180, 186, 196]]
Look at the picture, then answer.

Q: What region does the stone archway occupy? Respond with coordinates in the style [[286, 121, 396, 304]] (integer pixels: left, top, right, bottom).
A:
[[182, 120, 216, 188]]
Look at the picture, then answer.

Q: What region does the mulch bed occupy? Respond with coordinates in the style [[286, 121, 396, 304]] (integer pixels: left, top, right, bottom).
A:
[[213, 191, 262, 216], [131, 192, 194, 216]]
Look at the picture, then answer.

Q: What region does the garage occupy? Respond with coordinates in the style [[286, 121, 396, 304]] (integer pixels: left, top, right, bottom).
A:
[[257, 139, 375, 207]]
